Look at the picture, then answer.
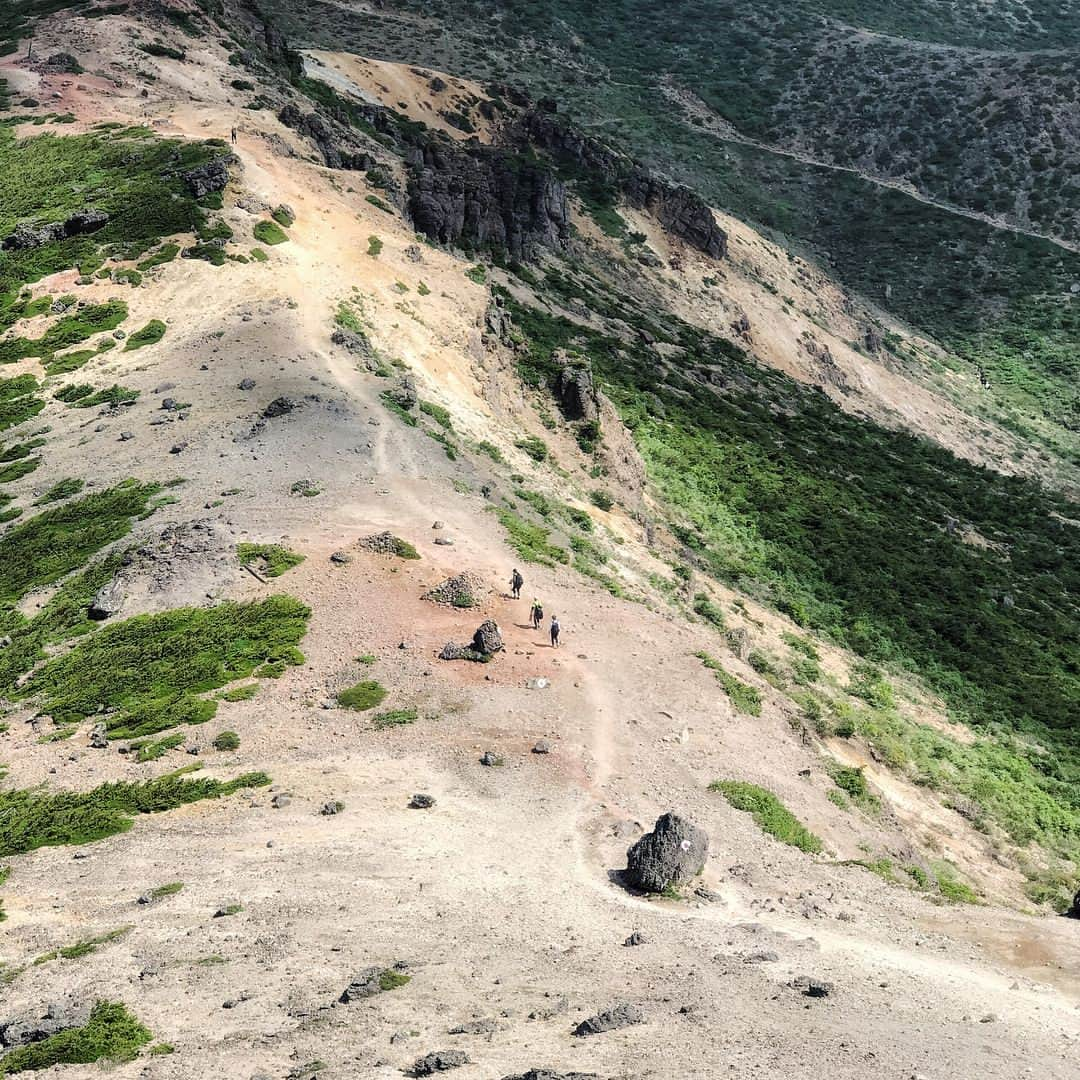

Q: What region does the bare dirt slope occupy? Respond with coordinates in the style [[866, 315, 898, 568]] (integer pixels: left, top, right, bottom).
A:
[[0, 9, 1078, 1080]]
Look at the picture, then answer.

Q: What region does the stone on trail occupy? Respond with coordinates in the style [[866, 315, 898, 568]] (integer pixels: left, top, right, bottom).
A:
[[1065, 888, 1080, 919], [500, 1073, 600, 1080], [532, 739, 552, 754], [572, 1002, 644, 1036], [262, 396, 299, 418], [624, 813, 708, 893], [338, 965, 408, 1003], [479, 751, 502, 767], [792, 974, 834, 998], [409, 1050, 469, 1076], [422, 572, 484, 607], [623, 931, 647, 947], [471, 619, 504, 654], [409, 793, 436, 809], [88, 577, 125, 620]]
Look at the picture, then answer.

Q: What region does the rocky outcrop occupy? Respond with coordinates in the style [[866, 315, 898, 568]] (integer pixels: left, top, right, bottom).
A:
[[409, 1051, 469, 1076], [277, 103, 377, 171], [0, 1002, 88, 1048], [1067, 888, 1080, 918], [509, 104, 726, 259], [182, 156, 233, 198], [406, 139, 569, 258], [439, 619, 504, 661], [88, 577, 125, 621], [422, 572, 485, 607], [2, 209, 109, 251], [572, 1002, 644, 1036], [553, 352, 598, 422], [625, 813, 708, 892], [501, 1073, 599, 1080]]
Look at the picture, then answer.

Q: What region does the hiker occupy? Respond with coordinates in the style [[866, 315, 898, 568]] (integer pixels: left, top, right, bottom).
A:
[[510, 568, 524, 599], [550, 614, 561, 648], [530, 598, 543, 631], [230, 126, 238, 145]]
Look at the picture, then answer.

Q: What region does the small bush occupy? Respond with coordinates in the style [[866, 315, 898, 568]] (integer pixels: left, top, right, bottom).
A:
[[271, 205, 295, 227], [464, 264, 486, 285], [515, 435, 548, 462], [123, 319, 166, 351], [830, 764, 868, 800], [253, 220, 288, 245], [692, 593, 725, 629], [379, 968, 411, 991], [0, 1001, 151, 1073], [493, 507, 568, 567], [337, 680, 388, 711], [589, 489, 614, 511], [475, 440, 503, 462], [33, 478, 84, 506], [237, 542, 304, 577], [220, 684, 257, 702], [695, 651, 762, 715], [150, 881, 184, 899], [710, 780, 823, 854], [419, 400, 453, 430], [372, 707, 417, 730], [213, 730, 240, 751], [367, 235, 383, 257]]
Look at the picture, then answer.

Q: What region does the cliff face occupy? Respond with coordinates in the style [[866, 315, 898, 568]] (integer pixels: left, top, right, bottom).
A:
[[404, 140, 569, 259]]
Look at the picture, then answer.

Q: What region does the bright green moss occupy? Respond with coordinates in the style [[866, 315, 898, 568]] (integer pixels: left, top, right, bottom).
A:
[[123, 319, 166, 351], [237, 542, 305, 577], [337, 680, 388, 711], [709, 779, 823, 853]]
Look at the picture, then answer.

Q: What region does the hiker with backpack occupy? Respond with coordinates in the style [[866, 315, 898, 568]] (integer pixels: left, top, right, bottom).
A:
[[510, 568, 524, 598], [530, 598, 544, 631], [550, 614, 561, 648]]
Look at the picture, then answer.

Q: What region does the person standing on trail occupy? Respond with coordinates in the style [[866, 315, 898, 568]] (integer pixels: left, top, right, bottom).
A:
[[531, 598, 544, 631], [550, 614, 561, 648], [230, 126, 238, 145], [510, 568, 524, 599]]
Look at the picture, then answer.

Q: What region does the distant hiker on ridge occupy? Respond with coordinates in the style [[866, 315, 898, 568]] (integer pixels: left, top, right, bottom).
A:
[[510, 568, 524, 599], [530, 597, 544, 631], [550, 614, 561, 648], [231, 126, 238, 145]]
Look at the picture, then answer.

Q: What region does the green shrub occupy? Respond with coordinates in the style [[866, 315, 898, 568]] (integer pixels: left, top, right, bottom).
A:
[[0, 375, 44, 433], [515, 435, 548, 462], [0, 770, 270, 857], [65, 384, 139, 409], [419, 399, 453, 430], [237, 542, 304, 577], [0, 1001, 151, 1073], [695, 651, 762, 715], [589, 489, 614, 511], [365, 194, 393, 214], [16, 595, 310, 739], [150, 882, 184, 898], [133, 732, 184, 762], [337, 680, 387, 711], [464, 264, 486, 285], [123, 319, 166, 351], [493, 507, 569, 567], [372, 707, 417, 729], [692, 593, 725, 629], [220, 684, 257, 702], [271, 205, 295, 227], [136, 243, 179, 271], [367, 235, 383, 257], [378, 968, 411, 991], [829, 764, 870, 801], [253, 220, 288, 245], [213, 730, 240, 751], [33, 478, 83, 505], [710, 780, 823, 853], [475, 440, 503, 462]]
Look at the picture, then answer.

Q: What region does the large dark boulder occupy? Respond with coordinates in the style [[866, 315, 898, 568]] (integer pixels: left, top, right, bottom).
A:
[[2, 209, 109, 251], [182, 156, 233, 198], [625, 812, 708, 893], [501, 1072, 599, 1080], [471, 619, 504, 655], [1067, 888, 1080, 919], [277, 103, 377, 171], [409, 1050, 469, 1076], [553, 354, 598, 422]]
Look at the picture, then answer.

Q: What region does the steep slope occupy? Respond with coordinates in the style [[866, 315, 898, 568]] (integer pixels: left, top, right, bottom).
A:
[[0, 3, 1077, 1078]]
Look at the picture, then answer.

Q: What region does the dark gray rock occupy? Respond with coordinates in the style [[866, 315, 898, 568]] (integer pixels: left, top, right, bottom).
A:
[[409, 793, 436, 809], [89, 723, 107, 750], [0, 1001, 88, 1048], [339, 967, 384, 1003], [500, 1072, 599, 1080], [471, 619, 504, 655], [182, 156, 233, 198], [792, 975, 834, 998], [1067, 888, 1080, 919], [409, 1050, 469, 1076], [331, 326, 376, 368], [572, 1002, 643, 1036], [278, 103, 379, 171], [238, 378, 256, 390], [625, 813, 708, 893], [262, 396, 299, 418], [88, 577, 125, 620], [532, 739, 552, 755], [623, 931, 647, 947], [2, 207, 109, 251], [479, 751, 503, 767], [329, 550, 352, 565], [553, 354, 598, 422]]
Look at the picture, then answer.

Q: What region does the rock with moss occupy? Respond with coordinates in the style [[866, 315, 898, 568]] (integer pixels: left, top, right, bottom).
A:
[[339, 965, 410, 1003], [422, 572, 485, 608], [1068, 888, 1080, 919], [625, 813, 708, 893]]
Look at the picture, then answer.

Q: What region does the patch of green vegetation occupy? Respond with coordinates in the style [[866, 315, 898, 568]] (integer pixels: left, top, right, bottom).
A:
[[695, 651, 762, 715], [141, 40, 186, 60], [365, 193, 393, 214], [184, 243, 227, 265], [0, 375, 44, 433], [589, 489, 614, 511], [250, 247, 268, 263], [515, 435, 548, 462], [475, 439, 503, 462], [33, 926, 130, 966], [337, 680, 388, 711], [379, 968, 411, 991], [464, 264, 487, 285], [0, 1000, 151, 1074], [372, 707, 418, 730], [932, 861, 981, 904], [357, 653, 377, 666], [253, 219, 288, 245], [366, 235, 383, 257], [493, 506, 569, 567], [0, 457, 38, 484], [419, 399, 453, 430], [416, 280, 431, 296], [122, 319, 166, 351], [65, 384, 139, 409], [692, 593, 725, 629], [33, 477, 83, 505], [136, 243, 180, 271], [16, 595, 310, 739], [289, 478, 320, 497], [215, 903, 242, 916], [220, 684, 258, 703], [0, 300, 127, 364], [0, 770, 269, 857], [271, 205, 295, 227], [709, 779, 823, 853], [212, 730, 240, 750], [148, 1043, 174, 1056], [132, 732, 185, 763], [150, 882, 184, 898], [237, 542, 305, 577], [380, 390, 419, 427]]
